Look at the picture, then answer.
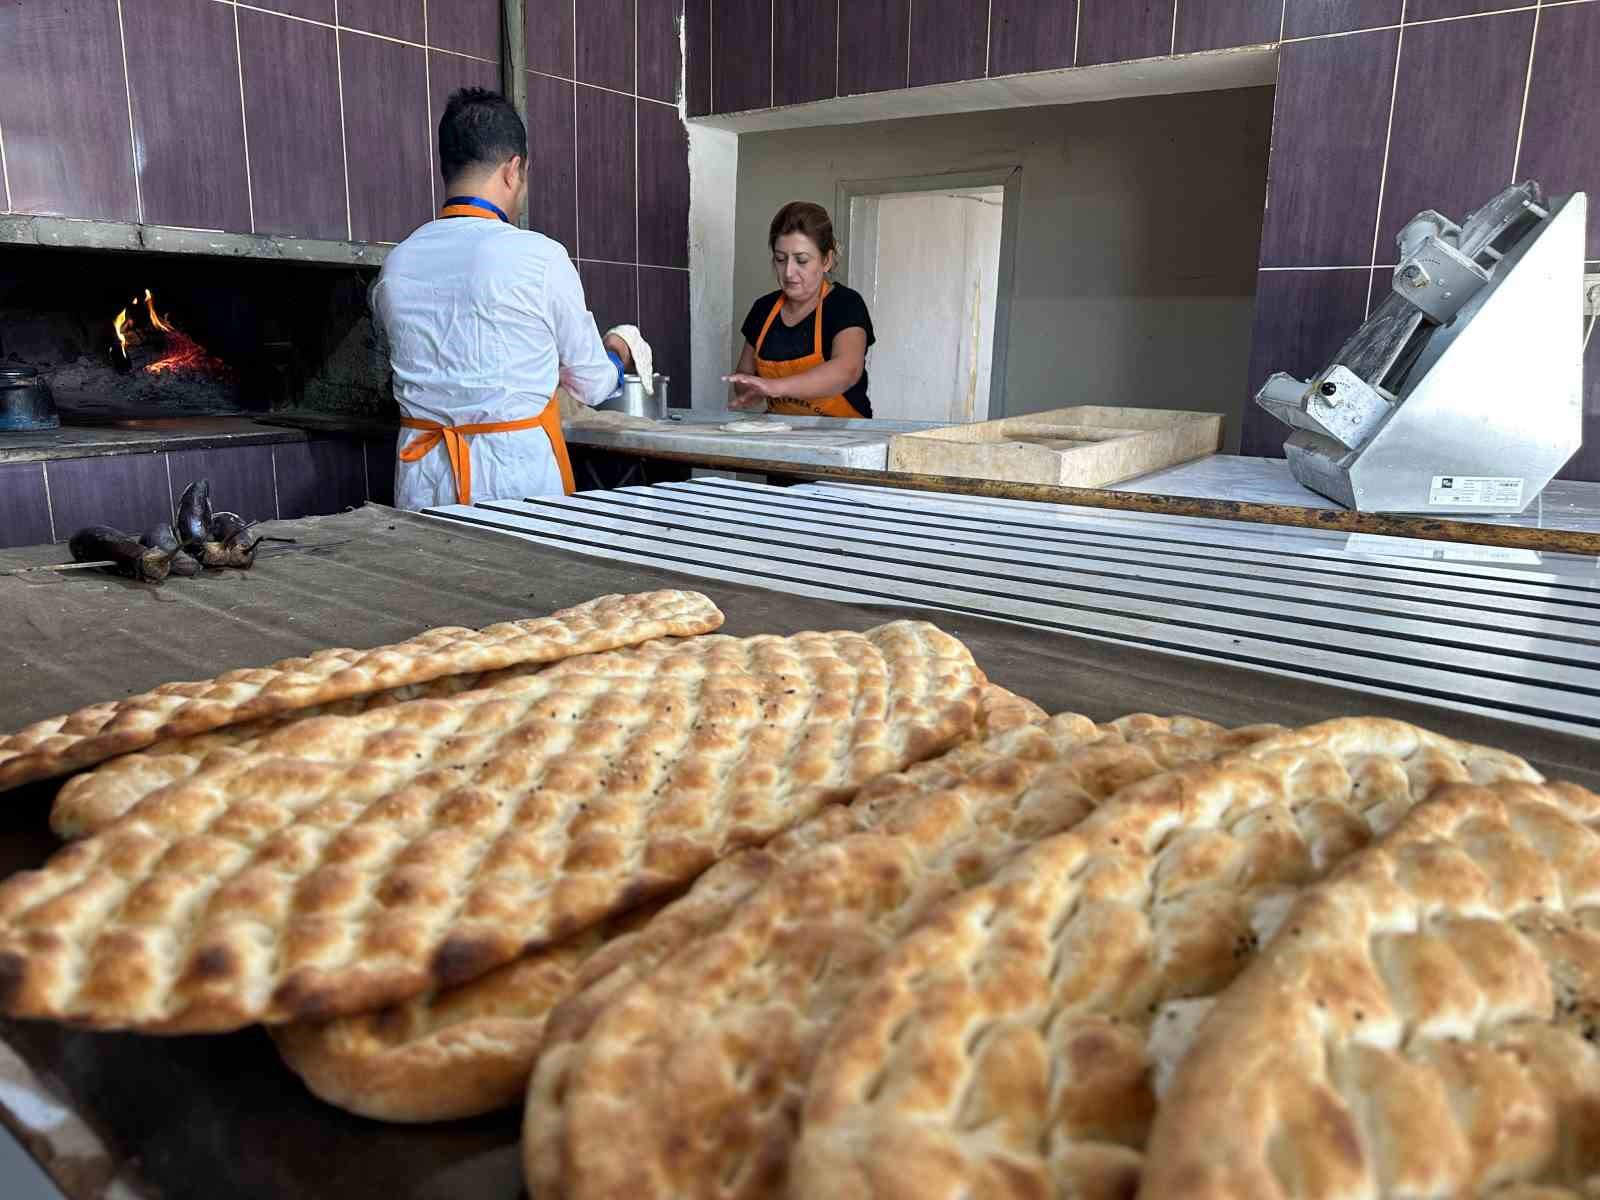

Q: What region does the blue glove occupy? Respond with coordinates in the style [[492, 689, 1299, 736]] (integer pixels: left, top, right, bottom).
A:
[[607, 350, 626, 395]]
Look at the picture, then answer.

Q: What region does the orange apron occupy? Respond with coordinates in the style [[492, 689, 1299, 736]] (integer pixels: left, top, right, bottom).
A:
[[753, 281, 863, 419], [398, 202, 576, 504]]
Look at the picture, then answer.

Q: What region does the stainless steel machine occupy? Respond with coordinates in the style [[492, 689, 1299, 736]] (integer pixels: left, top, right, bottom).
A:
[[1256, 181, 1588, 514]]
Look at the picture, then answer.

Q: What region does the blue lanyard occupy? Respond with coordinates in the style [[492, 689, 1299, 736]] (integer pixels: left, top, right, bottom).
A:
[[441, 195, 511, 224]]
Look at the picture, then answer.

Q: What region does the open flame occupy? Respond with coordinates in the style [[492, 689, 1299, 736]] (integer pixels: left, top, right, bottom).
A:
[[111, 289, 221, 376]]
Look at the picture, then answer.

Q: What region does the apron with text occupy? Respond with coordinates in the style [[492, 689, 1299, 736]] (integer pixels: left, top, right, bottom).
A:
[[753, 281, 863, 419]]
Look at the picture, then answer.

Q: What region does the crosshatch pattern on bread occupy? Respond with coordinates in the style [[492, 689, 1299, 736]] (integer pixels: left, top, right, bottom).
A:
[[1141, 779, 1600, 1200], [0, 622, 981, 1031], [268, 683, 1049, 1123], [553, 719, 1539, 1200], [0, 590, 725, 793], [790, 720, 1546, 1200], [543, 716, 1290, 1200]]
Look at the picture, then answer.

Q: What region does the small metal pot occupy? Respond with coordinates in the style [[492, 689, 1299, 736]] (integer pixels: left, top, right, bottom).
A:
[[0, 366, 60, 432], [598, 374, 669, 421]]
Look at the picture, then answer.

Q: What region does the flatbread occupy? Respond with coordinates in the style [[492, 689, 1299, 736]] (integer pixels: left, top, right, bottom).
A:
[[720, 420, 792, 434], [0, 590, 724, 793], [542, 716, 1286, 1199], [270, 684, 1044, 1123], [553, 723, 1536, 1200], [792, 720, 1545, 1200], [1141, 779, 1600, 1200], [0, 621, 982, 1031]]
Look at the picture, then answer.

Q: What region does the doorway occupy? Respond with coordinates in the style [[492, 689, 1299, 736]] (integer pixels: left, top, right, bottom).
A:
[[841, 170, 1018, 423]]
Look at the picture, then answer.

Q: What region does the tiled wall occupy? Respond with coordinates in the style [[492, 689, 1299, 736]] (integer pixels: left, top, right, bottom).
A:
[[687, 0, 1600, 477], [0, 437, 381, 550], [0, 0, 692, 402]]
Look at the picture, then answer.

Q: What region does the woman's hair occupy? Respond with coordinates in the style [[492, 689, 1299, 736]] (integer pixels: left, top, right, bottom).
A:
[[768, 201, 836, 258]]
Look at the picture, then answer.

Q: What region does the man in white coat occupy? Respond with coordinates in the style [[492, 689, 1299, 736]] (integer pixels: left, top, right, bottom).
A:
[[372, 87, 635, 510]]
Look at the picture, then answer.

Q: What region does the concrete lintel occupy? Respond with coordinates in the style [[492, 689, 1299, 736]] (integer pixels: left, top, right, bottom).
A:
[[691, 45, 1280, 134], [0, 214, 391, 268]]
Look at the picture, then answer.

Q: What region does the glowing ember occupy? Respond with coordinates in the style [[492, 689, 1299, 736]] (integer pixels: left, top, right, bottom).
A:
[[110, 289, 226, 377]]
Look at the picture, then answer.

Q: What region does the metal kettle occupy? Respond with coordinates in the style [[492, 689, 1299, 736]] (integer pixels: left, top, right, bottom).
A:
[[0, 366, 61, 432]]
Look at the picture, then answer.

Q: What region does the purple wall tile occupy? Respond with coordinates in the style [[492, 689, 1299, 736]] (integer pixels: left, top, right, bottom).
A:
[[1518, 3, 1600, 258], [167, 446, 278, 525], [1282, 0, 1401, 39], [774, 0, 838, 105], [989, 0, 1076, 76], [45, 453, 174, 538], [341, 33, 433, 243], [341, 0, 425, 44], [0, 463, 53, 548], [578, 260, 640, 332], [909, 0, 989, 86], [639, 267, 690, 407], [685, 0, 712, 114], [1406, 0, 1503, 22], [247, 0, 334, 21], [1240, 270, 1373, 456], [1555, 323, 1600, 482], [273, 438, 367, 520], [429, 51, 503, 209], [1077, 0, 1177, 67], [430, 0, 501, 61], [366, 438, 397, 506], [578, 0, 635, 91], [575, 86, 636, 261], [526, 72, 578, 252], [122, 0, 251, 233], [1174, 0, 1282, 53], [239, 11, 347, 241], [1377, 10, 1533, 256], [528, 0, 576, 78], [711, 0, 772, 111], [638, 102, 689, 268], [838, 0, 910, 95], [1260, 30, 1398, 266], [639, 0, 683, 103], [0, 0, 138, 221]]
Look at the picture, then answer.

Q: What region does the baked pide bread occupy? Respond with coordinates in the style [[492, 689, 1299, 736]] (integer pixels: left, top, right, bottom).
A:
[[0, 622, 981, 1031], [550, 720, 1536, 1200], [790, 719, 1544, 1200], [270, 684, 1047, 1124], [536, 716, 1283, 1199], [1140, 778, 1600, 1200], [0, 590, 724, 793]]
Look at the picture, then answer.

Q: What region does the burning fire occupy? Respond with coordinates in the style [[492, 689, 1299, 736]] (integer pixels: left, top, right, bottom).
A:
[[111, 289, 221, 376]]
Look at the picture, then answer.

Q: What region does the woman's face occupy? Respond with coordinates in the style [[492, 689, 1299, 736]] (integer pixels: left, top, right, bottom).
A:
[[772, 233, 832, 304]]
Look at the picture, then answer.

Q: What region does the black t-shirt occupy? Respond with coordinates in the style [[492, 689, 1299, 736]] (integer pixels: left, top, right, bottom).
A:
[[740, 284, 875, 418]]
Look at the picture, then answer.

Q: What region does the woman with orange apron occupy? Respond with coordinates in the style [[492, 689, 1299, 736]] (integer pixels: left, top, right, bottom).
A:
[[724, 202, 876, 420]]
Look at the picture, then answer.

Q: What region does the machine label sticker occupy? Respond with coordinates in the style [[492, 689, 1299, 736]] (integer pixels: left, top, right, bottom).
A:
[[1428, 476, 1525, 507]]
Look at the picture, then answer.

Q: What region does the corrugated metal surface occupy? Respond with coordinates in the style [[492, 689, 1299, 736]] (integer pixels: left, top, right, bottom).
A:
[[426, 479, 1600, 739]]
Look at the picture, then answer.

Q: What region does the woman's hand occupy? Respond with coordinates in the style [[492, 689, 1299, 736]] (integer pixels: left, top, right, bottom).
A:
[[722, 373, 779, 399]]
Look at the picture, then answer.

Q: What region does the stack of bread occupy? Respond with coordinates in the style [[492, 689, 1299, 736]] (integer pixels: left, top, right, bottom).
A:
[[0, 589, 1594, 1199]]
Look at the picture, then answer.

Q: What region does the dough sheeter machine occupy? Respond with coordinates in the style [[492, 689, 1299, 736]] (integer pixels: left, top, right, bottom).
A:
[[1257, 180, 1590, 515]]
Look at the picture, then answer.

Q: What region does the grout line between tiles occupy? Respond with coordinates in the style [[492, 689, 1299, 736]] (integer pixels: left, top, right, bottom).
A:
[[527, 68, 679, 108], [583, 257, 690, 271], [573, 4, 581, 258], [1277, 2, 1571, 45], [985, 0, 994, 75], [335, 1, 355, 238], [270, 446, 282, 520], [234, 3, 258, 233], [1280, 0, 1288, 41], [1074, 0, 1082, 65], [362, 436, 371, 501], [637, 0, 643, 321], [770, 0, 776, 107], [836, 0, 842, 96], [1510, 0, 1542, 183], [1171, 0, 1180, 55], [1261, 264, 1397, 271], [906, 0, 913, 86], [709, 0, 715, 112], [1365, 0, 1407, 319], [423, 1, 436, 214], [115, 0, 145, 224], [163, 453, 174, 521], [0, 116, 11, 213], [40, 463, 56, 545]]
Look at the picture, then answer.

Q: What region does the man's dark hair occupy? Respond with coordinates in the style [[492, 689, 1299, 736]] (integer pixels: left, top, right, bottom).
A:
[[438, 87, 528, 184]]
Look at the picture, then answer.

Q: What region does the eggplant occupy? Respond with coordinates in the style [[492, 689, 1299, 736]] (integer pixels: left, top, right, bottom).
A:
[[208, 510, 251, 542], [140, 523, 181, 554], [168, 550, 203, 577], [175, 480, 213, 549], [69, 525, 172, 584]]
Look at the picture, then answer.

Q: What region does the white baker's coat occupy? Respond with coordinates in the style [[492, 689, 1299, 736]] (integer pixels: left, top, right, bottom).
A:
[[372, 217, 620, 510]]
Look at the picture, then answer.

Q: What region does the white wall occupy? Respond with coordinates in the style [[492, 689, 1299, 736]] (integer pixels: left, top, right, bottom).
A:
[[726, 87, 1273, 449]]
